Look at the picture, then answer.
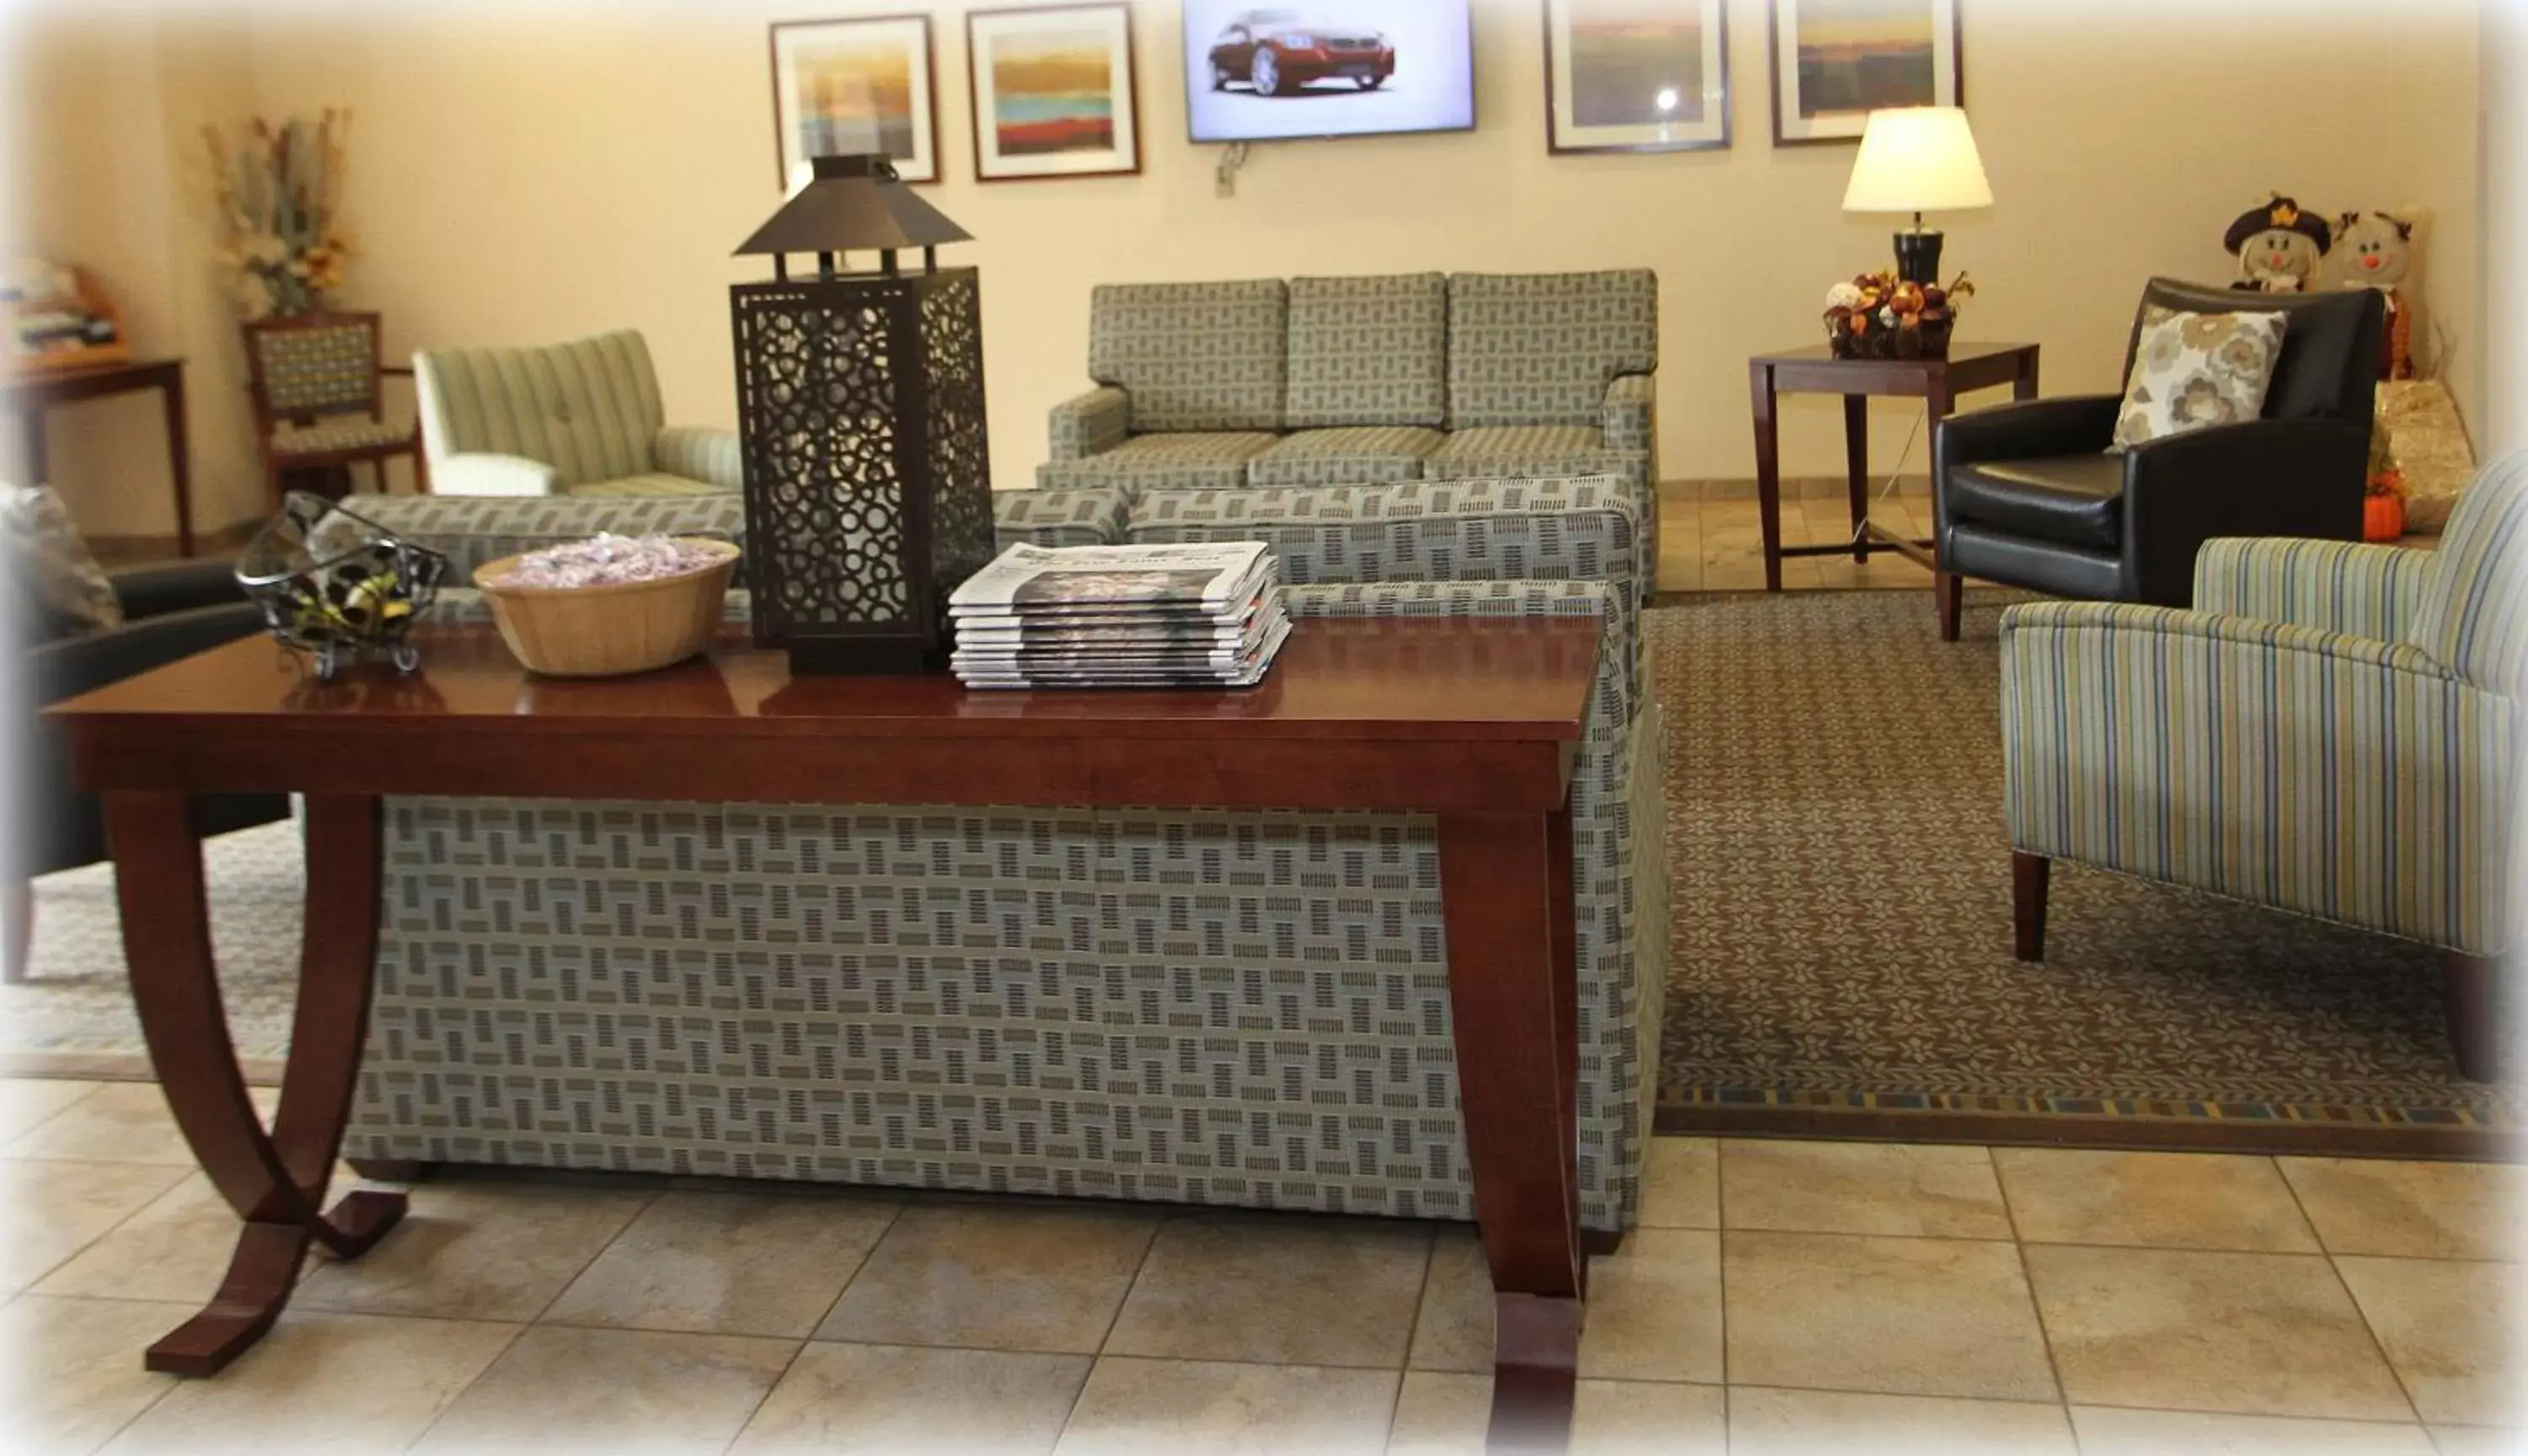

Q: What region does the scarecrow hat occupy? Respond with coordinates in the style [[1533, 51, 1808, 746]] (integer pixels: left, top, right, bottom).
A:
[[2225, 194, 2333, 254]]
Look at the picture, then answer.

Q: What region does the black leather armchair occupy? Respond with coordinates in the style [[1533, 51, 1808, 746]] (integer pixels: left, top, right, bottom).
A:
[[7, 559, 292, 981], [1931, 278, 2384, 639]]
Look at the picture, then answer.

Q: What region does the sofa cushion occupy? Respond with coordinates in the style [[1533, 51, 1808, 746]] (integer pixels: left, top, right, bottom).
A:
[[565, 473, 737, 500], [1285, 273, 1448, 429], [2, 484, 121, 636], [994, 485, 1132, 547], [1943, 454, 2125, 549], [1035, 431, 1277, 496], [1446, 270, 1658, 429], [340, 491, 749, 585], [1088, 280, 1287, 433], [1427, 425, 1627, 479], [1247, 426, 1443, 487], [415, 329, 667, 488], [2111, 305, 2287, 452]]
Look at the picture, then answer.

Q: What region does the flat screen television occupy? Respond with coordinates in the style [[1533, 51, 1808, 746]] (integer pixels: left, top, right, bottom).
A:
[[1183, 3, 1476, 143]]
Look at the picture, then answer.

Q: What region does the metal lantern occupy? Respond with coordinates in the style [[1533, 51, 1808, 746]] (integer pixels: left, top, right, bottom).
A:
[[731, 153, 994, 674]]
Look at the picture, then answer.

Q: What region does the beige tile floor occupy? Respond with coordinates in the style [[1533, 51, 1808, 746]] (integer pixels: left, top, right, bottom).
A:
[[2, 1076, 2519, 1454], [1657, 484, 2440, 596]]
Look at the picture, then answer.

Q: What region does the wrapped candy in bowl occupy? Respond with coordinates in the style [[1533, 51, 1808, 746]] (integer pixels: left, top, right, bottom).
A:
[[471, 533, 742, 677]]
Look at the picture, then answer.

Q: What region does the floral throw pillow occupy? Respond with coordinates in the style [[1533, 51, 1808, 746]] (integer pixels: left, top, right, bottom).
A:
[[2, 484, 122, 636], [2109, 306, 2289, 452]]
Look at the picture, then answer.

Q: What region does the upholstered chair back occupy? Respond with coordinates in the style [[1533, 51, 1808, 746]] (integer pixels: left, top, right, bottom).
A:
[[1283, 272, 1448, 431], [2407, 451, 2528, 695], [244, 313, 381, 420], [1087, 280, 1287, 435], [1443, 270, 1658, 430], [414, 329, 667, 489], [2121, 278, 2383, 429]]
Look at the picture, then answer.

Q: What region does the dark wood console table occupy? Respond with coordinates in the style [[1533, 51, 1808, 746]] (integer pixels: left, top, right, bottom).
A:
[[52, 619, 1602, 1453], [1747, 342, 2039, 592], [3, 357, 195, 556]]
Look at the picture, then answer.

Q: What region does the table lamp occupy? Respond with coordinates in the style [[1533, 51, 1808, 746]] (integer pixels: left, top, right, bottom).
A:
[[1841, 106, 1992, 286]]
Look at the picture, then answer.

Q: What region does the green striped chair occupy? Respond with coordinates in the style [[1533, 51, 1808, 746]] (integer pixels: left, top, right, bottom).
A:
[[2000, 450, 2527, 1079], [414, 329, 741, 498]]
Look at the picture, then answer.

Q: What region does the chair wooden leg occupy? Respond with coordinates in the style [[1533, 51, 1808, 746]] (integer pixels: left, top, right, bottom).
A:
[[411, 444, 430, 495], [3, 878, 29, 984], [2443, 951, 2503, 1081], [2011, 853, 2049, 961], [1936, 569, 1964, 641]]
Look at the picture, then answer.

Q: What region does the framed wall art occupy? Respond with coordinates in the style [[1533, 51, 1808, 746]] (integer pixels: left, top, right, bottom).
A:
[[769, 14, 940, 187], [1545, 0, 1730, 155], [1769, 0, 1960, 146], [967, 3, 1142, 181]]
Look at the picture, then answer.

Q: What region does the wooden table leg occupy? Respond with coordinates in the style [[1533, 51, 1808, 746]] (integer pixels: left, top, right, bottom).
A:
[[1750, 362, 1783, 592], [1842, 395, 1873, 562], [1927, 375, 1958, 639], [1438, 809, 1584, 1454], [105, 791, 403, 1376], [21, 404, 48, 488], [161, 368, 195, 558]]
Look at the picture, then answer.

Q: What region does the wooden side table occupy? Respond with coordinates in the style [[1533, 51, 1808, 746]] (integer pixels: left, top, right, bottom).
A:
[[1747, 343, 2039, 592], [53, 621, 1602, 1451], [2, 357, 195, 556]]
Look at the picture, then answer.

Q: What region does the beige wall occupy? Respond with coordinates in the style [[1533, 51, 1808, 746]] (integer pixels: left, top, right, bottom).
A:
[[3, 10, 264, 543], [2483, 1, 2525, 459], [11, 0, 2490, 536]]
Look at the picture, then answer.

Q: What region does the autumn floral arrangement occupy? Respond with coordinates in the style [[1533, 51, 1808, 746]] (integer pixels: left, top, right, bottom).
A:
[[1824, 270, 1975, 361], [203, 111, 353, 319]]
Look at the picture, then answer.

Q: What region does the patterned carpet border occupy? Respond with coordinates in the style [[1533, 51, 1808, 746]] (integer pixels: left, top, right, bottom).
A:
[[1648, 587, 2520, 1160]]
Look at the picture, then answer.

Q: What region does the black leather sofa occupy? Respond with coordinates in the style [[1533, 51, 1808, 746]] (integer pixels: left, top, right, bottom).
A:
[[1931, 278, 2384, 639], [8, 558, 291, 981]]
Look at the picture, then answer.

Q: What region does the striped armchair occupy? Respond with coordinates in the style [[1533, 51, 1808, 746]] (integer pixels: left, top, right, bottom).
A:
[[414, 329, 742, 499], [2000, 451, 2528, 1079]]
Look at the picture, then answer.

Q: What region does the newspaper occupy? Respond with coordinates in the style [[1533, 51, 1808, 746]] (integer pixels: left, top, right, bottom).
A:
[[949, 542, 1272, 614], [956, 612, 1291, 689], [948, 543, 1292, 691]]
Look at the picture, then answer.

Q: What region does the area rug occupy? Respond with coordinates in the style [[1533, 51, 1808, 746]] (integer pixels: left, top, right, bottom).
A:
[[1, 820, 301, 1078], [1649, 589, 2520, 1157]]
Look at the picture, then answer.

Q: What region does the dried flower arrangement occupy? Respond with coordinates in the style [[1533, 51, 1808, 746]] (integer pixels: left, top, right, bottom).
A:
[[203, 111, 354, 319], [1823, 270, 1975, 361]]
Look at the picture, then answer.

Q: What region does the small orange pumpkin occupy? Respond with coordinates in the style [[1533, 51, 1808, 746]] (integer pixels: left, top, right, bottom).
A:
[[2364, 491, 2406, 542]]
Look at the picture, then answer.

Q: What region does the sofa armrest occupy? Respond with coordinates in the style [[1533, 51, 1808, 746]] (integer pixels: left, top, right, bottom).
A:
[[109, 559, 247, 621], [653, 426, 744, 491], [1998, 598, 2506, 951], [1601, 373, 1656, 454], [2122, 419, 2370, 606], [1048, 386, 1130, 462], [29, 602, 269, 707], [430, 452, 562, 498], [2192, 537, 2435, 640], [1936, 395, 2122, 468]]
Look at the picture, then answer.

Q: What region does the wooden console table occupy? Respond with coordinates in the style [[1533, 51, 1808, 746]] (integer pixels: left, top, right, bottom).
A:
[[3, 357, 195, 556], [53, 619, 1602, 1453], [1747, 343, 2040, 592]]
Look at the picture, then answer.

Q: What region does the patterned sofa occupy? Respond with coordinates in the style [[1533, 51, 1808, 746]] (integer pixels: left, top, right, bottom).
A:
[[1036, 271, 1659, 580], [338, 476, 1668, 1236], [414, 329, 742, 499]]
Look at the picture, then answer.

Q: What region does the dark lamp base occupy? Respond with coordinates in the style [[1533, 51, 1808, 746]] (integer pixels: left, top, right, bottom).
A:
[[1893, 230, 1946, 286]]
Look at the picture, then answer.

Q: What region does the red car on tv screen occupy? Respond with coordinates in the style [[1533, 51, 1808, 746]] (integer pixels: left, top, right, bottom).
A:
[[1207, 10, 1395, 96]]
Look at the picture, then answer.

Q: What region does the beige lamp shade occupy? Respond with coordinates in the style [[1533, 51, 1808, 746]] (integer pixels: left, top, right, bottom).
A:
[[1841, 107, 1994, 215]]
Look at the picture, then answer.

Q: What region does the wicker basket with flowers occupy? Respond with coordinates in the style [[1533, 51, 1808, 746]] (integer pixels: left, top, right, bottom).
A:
[[1824, 270, 1975, 361]]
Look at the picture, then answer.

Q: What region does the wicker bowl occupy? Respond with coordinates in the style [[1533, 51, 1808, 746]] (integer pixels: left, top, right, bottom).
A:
[[471, 538, 741, 677]]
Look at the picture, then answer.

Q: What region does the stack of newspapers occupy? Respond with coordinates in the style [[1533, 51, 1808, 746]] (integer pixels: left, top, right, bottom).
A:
[[948, 541, 1291, 689]]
